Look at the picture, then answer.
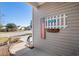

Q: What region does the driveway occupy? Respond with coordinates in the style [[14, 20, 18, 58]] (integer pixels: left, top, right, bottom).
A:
[[0, 30, 32, 37]]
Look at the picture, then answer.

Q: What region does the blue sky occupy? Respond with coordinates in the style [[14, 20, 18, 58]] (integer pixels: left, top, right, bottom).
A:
[[0, 2, 32, 27]]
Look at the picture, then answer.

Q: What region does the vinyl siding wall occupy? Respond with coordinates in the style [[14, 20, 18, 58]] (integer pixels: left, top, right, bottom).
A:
[[33, 2, 79, 56]]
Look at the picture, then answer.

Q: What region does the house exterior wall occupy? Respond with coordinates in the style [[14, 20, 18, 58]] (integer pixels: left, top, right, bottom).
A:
[[33, 2, 79, 56]]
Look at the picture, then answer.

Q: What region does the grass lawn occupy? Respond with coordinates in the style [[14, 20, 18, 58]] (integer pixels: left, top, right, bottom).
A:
[[0, 37, 22, 44], [0, 37, 9, 43]]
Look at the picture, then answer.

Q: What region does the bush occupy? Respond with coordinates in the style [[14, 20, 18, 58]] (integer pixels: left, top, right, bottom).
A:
[[6, 23, 17, 32], [8, 37, 22, 44], [0, 37, 22, 46], [0, 37, 9, 46], [0, 24, 3, 32]]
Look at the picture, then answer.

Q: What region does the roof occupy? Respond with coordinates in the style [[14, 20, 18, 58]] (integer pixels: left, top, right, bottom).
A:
[[27, 2, 45, 8]]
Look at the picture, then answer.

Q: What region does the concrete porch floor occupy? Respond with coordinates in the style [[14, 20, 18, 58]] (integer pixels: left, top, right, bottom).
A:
[[14, 47, 51, 56], [9, 35, 51, 56]]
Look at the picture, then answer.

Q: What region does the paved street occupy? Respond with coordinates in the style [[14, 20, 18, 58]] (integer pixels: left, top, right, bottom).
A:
[[0, 30, 32, 37]]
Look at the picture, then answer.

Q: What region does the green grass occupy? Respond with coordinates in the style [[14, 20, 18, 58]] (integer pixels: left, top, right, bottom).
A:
[[0, 37, 22, 44], [9, 37, 20, 43], [0, 37, 9, 43]]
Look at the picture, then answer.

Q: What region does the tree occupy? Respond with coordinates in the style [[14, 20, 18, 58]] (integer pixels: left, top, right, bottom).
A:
[[0, 23, 3, 31], [0, 23, 3, 28], [6, 23, 17, 32]]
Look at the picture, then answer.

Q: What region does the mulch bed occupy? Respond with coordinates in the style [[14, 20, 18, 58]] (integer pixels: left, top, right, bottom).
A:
[[0, 37, 23, 56], [0, 42, 7, 46]]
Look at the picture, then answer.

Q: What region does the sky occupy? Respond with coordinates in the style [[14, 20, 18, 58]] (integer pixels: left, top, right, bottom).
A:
[[0, 2, 32, 27]]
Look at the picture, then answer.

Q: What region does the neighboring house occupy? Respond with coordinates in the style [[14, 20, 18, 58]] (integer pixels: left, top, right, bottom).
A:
[[21, 27, 25, 30], [0, 26, 6, 32], [17, 26, 21, 30], [1, 26, 6, 29], [26, 26, 31, 30], [17, 26, 28, 31], [28, 2, 79, 56]]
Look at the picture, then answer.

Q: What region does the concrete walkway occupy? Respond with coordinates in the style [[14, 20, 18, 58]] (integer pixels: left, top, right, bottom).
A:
[[9, 35, 32, 55], [15, 47, 50, 56], [9, 41, 50, 56], [19, 35, 30, 42], [9, 42, 26, 54], [8, 33, 50, 56]]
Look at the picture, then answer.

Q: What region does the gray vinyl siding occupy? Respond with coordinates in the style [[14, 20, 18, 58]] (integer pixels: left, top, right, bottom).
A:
[[33, 2, 79, 56]]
